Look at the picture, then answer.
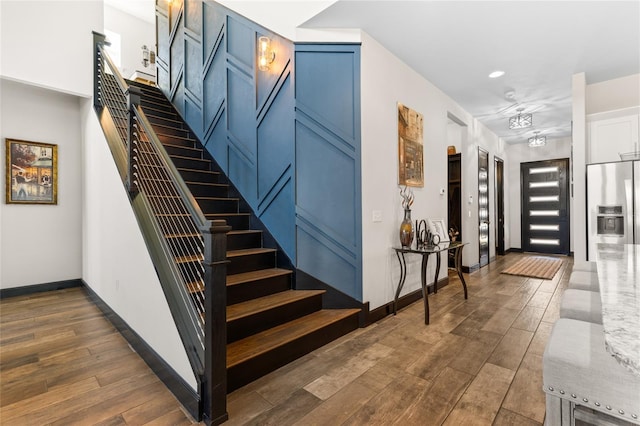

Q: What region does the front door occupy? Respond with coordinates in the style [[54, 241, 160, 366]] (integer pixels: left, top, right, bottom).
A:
[[478, 148, 490, 267], [521, 159, 570, 254], [495, 156, 505, 256]]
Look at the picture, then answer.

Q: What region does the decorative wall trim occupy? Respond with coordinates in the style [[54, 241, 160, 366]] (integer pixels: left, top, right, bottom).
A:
[[82, 281, 201, 421], [0, 279, 82, 299], [462, 263, 481, 273]]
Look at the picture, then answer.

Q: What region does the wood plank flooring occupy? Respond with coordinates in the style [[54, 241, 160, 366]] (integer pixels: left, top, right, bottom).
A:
[[2, 253, 577, 424]]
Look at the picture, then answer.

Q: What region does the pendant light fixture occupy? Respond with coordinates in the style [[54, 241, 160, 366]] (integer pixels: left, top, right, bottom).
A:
[[528, 131, 546, 147], [509, 107, 533, 129]]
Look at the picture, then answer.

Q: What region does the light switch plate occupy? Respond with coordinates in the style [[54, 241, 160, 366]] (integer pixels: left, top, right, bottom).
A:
[[372, 210, 382, 223]]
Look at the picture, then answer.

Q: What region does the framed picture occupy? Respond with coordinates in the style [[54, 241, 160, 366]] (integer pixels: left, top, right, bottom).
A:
[[428, 218, 449, 242], [6, 139, 58, 205], [397, 103, 424, 187]]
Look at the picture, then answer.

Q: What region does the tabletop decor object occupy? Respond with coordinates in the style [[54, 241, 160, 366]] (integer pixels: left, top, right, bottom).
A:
[[399, 186, 414, 247]]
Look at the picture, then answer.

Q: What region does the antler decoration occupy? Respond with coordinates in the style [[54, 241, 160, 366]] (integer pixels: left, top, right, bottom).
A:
[[400, 186, 414, 210]]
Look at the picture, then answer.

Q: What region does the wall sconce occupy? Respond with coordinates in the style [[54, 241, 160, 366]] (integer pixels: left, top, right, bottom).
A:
[[258, 36, 275, 71]]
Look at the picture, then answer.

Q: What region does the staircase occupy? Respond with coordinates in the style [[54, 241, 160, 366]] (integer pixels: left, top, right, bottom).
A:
[[129, 81, 360, 392]]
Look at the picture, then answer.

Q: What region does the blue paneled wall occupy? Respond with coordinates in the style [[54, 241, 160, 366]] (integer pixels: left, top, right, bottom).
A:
[[156, 1, 362, 300], [295, 44, 362, 300]]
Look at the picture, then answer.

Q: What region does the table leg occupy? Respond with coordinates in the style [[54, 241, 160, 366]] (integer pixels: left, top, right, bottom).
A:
[[434, 250, 441, 294], [454, 245, 468, 299], [394, 251, 408, 315], [422, 253, 430, 325]]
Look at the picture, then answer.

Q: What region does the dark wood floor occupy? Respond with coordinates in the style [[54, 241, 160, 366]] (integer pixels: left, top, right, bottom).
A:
[[1, 253, 574, 425]]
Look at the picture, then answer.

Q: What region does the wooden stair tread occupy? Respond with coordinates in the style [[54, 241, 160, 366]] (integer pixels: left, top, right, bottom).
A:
[[176, 254, 203, 264], [227, 268, 291, 286], [227, 290, 325, 322], [228, 229, 262, 236], [227, 247, 275, 257], [177, 167, 220, 175], [227, 309, 361, 368]]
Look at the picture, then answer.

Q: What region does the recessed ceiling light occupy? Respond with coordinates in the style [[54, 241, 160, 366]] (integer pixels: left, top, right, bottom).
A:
[[489, 70, 505, 79]]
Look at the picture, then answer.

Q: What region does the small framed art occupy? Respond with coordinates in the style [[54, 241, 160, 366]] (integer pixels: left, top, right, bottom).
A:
[[6, 139, 58, 205]]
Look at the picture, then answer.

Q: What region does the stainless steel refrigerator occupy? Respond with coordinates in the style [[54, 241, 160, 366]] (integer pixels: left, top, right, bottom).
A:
[[586, 160, 640, 260]]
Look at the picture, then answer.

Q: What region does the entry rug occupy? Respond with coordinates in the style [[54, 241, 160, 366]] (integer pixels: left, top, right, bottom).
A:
[[501, 256, 563, 280]]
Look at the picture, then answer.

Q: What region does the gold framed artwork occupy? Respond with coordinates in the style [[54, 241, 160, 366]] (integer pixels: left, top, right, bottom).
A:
[[397, 103, 424, 187], [6, 139, 58, 204]]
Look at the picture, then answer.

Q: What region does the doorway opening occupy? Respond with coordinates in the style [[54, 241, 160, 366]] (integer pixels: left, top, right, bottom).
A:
[[521, 158, 570, 255]]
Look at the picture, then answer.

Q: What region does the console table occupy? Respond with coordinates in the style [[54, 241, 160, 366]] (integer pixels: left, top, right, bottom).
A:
[[393, 242, 468, 325]]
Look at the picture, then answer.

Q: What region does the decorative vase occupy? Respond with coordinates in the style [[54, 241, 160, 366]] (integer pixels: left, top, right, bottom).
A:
[[399, 208, 414, 248]]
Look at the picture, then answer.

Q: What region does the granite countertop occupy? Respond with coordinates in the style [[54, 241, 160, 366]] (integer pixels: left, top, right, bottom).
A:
[[596, 243, 640, 376]]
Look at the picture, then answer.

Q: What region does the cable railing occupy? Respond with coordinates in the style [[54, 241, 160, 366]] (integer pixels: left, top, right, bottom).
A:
[[93, 31, 228, 424]]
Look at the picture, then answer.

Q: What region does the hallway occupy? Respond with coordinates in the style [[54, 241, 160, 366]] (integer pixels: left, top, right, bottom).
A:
[[1, 252, 569, 425]]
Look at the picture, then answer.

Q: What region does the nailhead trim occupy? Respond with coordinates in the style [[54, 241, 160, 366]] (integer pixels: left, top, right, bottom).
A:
[[545, 387, 636, 420]]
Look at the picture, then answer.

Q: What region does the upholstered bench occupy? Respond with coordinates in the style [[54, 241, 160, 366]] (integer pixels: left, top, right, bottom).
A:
[[559, 289, 603, 324], [543, 318, 640, 425], [573, 260, 597, 273], [568, 270, 600, 292]]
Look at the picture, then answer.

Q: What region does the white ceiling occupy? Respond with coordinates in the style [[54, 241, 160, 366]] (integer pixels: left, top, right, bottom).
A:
[[106, 0, 640, 145], [301, 1, 640, 144]]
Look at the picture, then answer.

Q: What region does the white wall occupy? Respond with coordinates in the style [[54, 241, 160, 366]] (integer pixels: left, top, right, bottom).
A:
[[506, 137, 572, 250], [0, 1, 102, 97], [586, 73, 640, 115], [0, 80, 83, 288], [360, 31, 507, 310], [1, 0, 196, 390], [104, 4, 156, 79], [82, 101, 196, 389]]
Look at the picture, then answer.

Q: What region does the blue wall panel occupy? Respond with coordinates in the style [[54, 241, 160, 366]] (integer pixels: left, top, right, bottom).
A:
[[202, 39, 225, 141], [227, 69, 256, 161], [184, 37, 202, 102], [184, 0, 201, 35], [203, 3, 224, 64], [228, 145, 256, 201], [296, 51, 357, 142], [226, 16, 253, 71], [257, 75, 293, 199], [205, 110, 227, 172], [170, 26, 184, 90], [295, 44, 362, 300], [156, 3, 362, 297]]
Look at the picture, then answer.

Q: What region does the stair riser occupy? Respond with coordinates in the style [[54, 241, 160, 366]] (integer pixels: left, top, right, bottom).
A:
[[146, 114, 186, 130], [186, 183, 229, 198], [140, 98, 172, 111], [177, 262, 203, 282], [153, 125, 192, 139], [207, 214, 250, 230], [170, 156, 211, 170], [227, 313, 360, 392], [227, 293, 323, 343], [227, 251, 275, 275], [196, 198, 239, 214], [179, 169, 221, 184], [227, 232, 262, 251], [227, 274, 291, 305], [157, 133, 196, 148], [142, 106, 178, 121], [163, 144, 202, 159]]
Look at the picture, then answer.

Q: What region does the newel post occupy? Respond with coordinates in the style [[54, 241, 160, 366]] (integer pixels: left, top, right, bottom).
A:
[[126, 86, 143, 196], [201, 219, 230, 425]]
